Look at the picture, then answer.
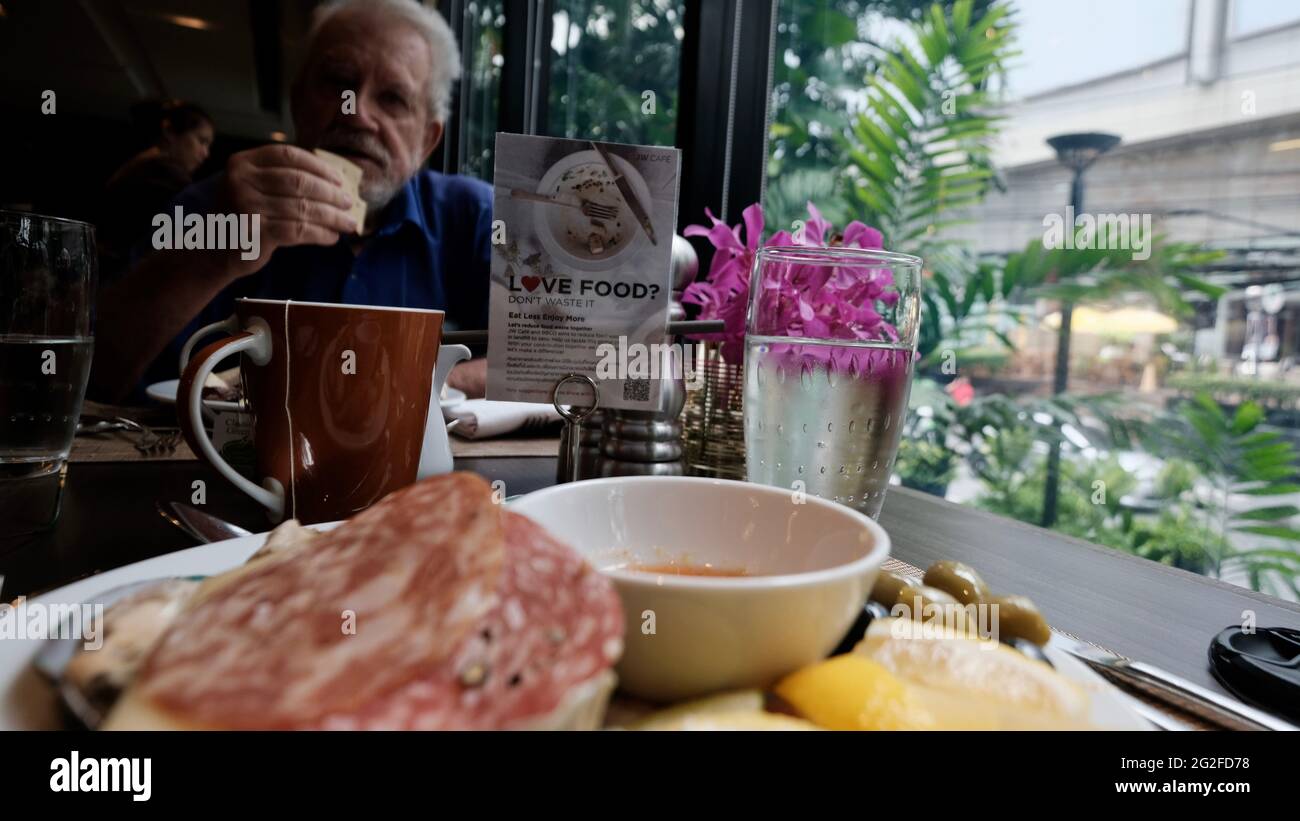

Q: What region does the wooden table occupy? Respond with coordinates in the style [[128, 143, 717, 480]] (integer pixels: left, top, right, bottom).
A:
[[3, 454, 1297, 699], [67, 431, 562, 462]]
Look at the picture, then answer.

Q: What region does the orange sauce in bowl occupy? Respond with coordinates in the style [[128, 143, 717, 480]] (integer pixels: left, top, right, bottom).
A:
[[628, 563, 748, 577]]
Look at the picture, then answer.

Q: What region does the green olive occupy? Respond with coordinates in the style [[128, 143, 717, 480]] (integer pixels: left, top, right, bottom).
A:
[[892, 584, 968, 632], [988, 594, 1051, 646], [922, 560, 990, 606], [869, 571, 921, 608]]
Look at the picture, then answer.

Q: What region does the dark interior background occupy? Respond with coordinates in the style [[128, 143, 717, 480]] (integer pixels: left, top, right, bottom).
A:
[[0, 0, 762, 242], [0, 0, 320, 220]]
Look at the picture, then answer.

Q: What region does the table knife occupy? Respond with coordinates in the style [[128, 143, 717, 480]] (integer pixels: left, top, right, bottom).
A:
[[158, 502, 253, 544], [590, 141, 657, 245], [1060, 639, 1298, 731]]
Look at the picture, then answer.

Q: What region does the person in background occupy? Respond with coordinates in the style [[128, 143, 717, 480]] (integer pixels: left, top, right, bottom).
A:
[[98, 100, 214, 284], [90, 0, 491, 402]]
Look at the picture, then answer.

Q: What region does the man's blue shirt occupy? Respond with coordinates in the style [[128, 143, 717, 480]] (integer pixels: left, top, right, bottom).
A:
[[140, 168, 492, 392]]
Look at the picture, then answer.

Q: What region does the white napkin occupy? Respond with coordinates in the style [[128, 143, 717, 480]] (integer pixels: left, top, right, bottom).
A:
[[444, 400, 562, 439]]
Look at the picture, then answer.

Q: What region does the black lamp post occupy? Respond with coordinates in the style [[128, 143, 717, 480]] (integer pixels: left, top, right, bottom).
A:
[[1040, 132, 1120, 529]]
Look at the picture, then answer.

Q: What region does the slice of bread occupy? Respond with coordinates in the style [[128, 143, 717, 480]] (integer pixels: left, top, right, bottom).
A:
[[314, 148, 367, 233]]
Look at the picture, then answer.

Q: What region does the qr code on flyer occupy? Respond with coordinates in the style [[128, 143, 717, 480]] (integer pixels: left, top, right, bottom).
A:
[[623, 379, 650, 403]]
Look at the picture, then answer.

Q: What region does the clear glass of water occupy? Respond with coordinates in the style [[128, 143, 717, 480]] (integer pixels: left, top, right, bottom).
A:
[[1, 211, 97, 532], [744, 246, 922, 519]]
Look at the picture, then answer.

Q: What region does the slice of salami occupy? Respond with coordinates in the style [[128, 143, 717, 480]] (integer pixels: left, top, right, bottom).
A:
[[313, 512, 624, 730], [135, 473, 505, 729]]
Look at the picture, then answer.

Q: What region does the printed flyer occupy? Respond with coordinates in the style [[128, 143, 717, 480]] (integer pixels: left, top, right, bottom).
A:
[[486, 133, 680, 410]]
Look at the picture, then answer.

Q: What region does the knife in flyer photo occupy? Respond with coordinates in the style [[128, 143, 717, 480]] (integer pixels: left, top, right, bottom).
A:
[[590, 141, 657, 246]]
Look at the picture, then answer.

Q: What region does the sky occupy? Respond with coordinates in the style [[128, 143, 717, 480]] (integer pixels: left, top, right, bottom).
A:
[[1004, 0, 1300, 97]]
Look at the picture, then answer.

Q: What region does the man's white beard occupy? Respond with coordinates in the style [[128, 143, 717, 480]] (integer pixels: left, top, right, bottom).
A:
[[360, 178, 403, 212], [360, 148, 421, 213], [318, 128, 414, 214]]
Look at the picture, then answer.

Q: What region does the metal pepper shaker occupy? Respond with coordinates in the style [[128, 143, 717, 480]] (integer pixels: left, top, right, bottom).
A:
[[598, 235, 698, 476]]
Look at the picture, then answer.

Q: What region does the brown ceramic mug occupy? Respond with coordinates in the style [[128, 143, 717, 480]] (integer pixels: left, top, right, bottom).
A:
[[178, 298, 449, 524]]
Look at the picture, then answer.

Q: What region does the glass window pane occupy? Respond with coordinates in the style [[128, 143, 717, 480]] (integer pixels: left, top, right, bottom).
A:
[[763, 0, 1300, 603], [544, 0, 686, 146], [1234, 0, 1300, 37], [1007, 0, 1189, 97], [458, 1, 506, 182], [766, 1, 881, 234]]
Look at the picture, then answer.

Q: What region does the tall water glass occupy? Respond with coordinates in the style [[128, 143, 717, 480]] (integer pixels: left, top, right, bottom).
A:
[[744, 246, 921, 519], [0, 211, 97, 533]]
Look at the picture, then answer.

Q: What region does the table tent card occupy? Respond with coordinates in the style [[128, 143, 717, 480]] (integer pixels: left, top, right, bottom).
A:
[[486, 134, 680, 410]]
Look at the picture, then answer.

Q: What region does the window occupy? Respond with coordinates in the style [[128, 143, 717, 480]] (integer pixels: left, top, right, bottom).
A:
[[1233, 0, 1300, 37], [1006, 0, 1190, 96], [544, 0, 686, 147], [454, 0, 506, 182], [447, 0, 685, 184], [766, 1, 883, 233], [443, 0, 1300, 600], [759, 0, 1300, 601]]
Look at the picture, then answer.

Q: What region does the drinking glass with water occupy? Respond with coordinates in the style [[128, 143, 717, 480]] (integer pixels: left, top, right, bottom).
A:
[[744, 246, 922, 519], [1, 211, 97, 532]]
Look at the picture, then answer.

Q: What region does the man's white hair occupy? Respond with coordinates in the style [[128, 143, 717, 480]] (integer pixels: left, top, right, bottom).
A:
[[308, 0, 461, 122]]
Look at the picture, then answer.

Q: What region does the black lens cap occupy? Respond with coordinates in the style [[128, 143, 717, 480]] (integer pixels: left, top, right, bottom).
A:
[[1208, 626, 1300, 722]]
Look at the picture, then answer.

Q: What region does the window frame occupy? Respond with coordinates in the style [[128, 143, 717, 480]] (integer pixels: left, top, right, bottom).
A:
[[434, 0, 778, 241]]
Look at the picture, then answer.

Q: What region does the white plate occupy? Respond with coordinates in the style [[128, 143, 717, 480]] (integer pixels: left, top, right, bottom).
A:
[[440, 387, 467, 408], [0, 523, 1150, 731], [0, 524, 338, 731], [1043, 638, 1152, 730], [533, 149, 652, 272], [0, 531, 266, 730], [145, 379, 243, 414]]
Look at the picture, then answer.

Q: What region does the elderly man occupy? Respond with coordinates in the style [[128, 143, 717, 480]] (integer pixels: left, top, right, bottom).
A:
[[92, 0, 490, 401]]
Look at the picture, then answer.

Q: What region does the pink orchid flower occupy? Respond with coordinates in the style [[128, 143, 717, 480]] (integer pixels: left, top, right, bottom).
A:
[[682, 202, 901, 370]]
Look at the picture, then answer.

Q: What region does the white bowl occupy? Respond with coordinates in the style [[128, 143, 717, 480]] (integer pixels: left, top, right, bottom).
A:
[[509, 476, 890, 702]]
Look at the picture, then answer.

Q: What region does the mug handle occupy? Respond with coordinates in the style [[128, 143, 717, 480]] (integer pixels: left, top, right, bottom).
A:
[[179, 315, 240, 375], [179, 316, 240, 421], [177, 319, 285, 520]]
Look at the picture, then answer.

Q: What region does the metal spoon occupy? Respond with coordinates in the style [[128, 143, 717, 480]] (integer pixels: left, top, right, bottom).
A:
[[156, 501, 252, 544]]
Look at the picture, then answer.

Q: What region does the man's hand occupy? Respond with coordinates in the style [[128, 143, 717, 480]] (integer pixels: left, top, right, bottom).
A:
[[216, 144, 360, 280], [91, 145, 360, 401], [447, 358, 487, 399]]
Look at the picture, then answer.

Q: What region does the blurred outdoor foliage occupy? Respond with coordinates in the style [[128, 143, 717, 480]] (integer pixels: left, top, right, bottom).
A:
[[545, 0, 684, 147], [762, 0, 1300, 597]]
